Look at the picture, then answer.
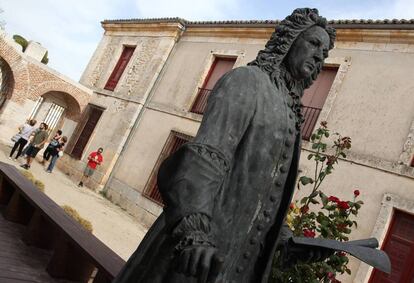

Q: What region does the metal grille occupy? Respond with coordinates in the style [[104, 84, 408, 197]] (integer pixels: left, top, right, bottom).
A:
[[144, 131, 193, 205], [43, 103, 65, 135], [190, 88, 212, 114], [28, 97, 44, 121], [301, 106, 322, 141]]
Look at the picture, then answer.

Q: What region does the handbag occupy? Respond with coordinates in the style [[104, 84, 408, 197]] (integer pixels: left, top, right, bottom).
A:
[[11, 134, 20, 142]]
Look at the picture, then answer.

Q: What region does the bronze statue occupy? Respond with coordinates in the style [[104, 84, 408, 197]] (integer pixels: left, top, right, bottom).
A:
[[113, 8, 388, 283]]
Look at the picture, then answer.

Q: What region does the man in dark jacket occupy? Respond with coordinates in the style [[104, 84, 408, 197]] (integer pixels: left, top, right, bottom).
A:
[[114, 8, 336, 283]]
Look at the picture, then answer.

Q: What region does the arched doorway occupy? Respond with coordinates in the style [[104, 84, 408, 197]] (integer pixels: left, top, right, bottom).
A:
[[0, 57, 15, 111], [28, 91, 81, 138]]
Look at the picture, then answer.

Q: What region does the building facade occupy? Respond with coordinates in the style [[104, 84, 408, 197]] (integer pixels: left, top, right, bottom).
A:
[[3, 17, 414, 282]]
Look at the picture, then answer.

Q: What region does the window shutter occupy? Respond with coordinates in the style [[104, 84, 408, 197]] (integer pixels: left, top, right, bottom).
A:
[[369, 210, 414, 282], [144, 132, 193, 205], [190, 57, 236, 114], [301, 66, 338, 140], [71, 106, 103, 159], [104, 46, 135, 91]]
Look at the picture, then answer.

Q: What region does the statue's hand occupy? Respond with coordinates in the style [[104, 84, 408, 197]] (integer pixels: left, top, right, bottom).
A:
[[176, 244, 223, 283], [282, 241, 334, 267]]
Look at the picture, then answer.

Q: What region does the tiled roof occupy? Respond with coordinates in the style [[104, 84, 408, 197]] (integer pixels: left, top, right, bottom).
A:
[[102, 18, 414, 29]]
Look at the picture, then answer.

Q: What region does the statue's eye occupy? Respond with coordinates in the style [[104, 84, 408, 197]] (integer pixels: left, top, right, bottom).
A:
[[310, 39, 319, 46]]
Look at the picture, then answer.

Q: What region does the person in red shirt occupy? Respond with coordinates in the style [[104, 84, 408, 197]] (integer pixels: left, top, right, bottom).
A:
[[78, 147, 103, 187]]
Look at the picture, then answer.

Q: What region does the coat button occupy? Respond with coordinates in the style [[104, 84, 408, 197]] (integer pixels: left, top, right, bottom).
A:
[[275, 181, 282, 187], [288, 128, 294, 134], [285, 140, 291, 147], [250, 238, 257, 245], [236, 266, 244, 273], [257, 224, 264, 231], [270, 195, 277, 202], [280, 166, 287, 173], [282, 153, 288, 159]]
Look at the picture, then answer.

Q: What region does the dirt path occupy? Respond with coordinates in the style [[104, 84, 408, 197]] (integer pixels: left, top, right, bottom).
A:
[[1, 142, 147, 261]]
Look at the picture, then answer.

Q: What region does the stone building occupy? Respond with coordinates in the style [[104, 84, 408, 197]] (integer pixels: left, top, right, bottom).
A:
[[2, 16, 414, 282], [0, 30, 91, 149], [77, 18, 414, 282]]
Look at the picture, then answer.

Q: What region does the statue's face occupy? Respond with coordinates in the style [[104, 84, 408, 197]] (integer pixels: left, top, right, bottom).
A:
[[285, 26, 330, 80]]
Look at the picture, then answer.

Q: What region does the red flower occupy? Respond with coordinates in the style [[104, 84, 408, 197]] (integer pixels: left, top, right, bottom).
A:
[[328, 196, 340, 203], [336, 223, 347, 231], [300, 205, 309, 214], [326, 155, 337, 165], [354, 189, 360, 197], [338, 201, 350, 210], [303, 229, 316, 238], [337, 251, 346, 257], [327, 272, 335, 279], [289, 203, 295, 210]]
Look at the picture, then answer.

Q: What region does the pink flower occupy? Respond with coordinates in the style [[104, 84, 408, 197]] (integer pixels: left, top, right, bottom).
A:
[[354, 189, 360, 197], [303, 229, 316, 238]]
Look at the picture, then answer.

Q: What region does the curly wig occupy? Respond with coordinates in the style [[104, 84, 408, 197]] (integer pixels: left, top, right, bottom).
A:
[[248, 8, 336, 91]]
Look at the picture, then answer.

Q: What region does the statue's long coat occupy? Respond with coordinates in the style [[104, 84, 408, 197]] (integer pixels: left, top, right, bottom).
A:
[[114, 65, 301, 283]]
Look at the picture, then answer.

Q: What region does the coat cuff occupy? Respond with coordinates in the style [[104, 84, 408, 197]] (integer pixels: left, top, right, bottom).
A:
[[172, 213, 215, 253]]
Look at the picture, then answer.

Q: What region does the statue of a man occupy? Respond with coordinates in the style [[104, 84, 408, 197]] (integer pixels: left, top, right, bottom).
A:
[[114, 8, 336, 283]]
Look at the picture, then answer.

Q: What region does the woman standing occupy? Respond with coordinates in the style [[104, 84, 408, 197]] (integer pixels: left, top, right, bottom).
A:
[[9, 119, 37, 161], [41, 130, 62, 165], [46, 136, 67, 173]]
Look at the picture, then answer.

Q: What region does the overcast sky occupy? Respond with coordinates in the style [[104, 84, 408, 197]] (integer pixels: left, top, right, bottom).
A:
[[1, 0, 413, 81]]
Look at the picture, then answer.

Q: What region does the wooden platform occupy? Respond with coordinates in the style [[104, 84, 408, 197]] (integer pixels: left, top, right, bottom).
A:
[[0, 208, 69, 283], [0, 162, 125, 283]]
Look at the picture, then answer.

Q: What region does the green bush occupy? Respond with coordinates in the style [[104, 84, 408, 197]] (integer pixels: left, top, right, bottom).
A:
[[13, 34, 28, 51]]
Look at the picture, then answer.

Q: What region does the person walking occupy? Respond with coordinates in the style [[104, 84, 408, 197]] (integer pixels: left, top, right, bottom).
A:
[[9, 119, 37, 160], [41, 130, 62, 165], [20, 122, 48, 170], [46, 136, 67, 173], [78, 147, 103, 187]]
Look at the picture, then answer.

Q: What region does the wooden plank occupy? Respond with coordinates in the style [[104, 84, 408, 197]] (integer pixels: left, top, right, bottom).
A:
[[0, 213, 69, 282], [0, 162, 125, 279]]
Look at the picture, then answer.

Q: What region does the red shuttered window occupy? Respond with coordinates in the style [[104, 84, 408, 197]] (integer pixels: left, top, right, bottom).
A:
[[70, 105, 104, 159], [190, 57, 236, 114], [104, 46, 135, 91], [301, 66, 338, 140], [370, 210, 414, 282], [144, 131, 193, 205]]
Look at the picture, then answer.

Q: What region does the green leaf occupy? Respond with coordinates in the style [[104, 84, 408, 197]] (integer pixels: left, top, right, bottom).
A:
[[310, 198, 320, 204], [307, 154, 314, 160], [299, 176, 314, 186], [301, 197, 308, 204]]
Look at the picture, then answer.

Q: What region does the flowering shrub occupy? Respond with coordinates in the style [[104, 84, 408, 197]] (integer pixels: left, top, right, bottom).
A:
[[271, 122, 364, 283]]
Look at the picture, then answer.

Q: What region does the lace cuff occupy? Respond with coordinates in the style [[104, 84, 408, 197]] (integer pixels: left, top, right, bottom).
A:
[[173, 213, 215, 253]]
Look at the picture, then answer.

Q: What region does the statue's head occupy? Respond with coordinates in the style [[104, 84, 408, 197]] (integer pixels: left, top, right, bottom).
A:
[[249, 8, 336, 90]]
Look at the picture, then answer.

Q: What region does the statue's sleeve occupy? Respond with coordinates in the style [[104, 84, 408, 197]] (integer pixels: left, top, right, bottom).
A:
[[157, 67, 258, 231]]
